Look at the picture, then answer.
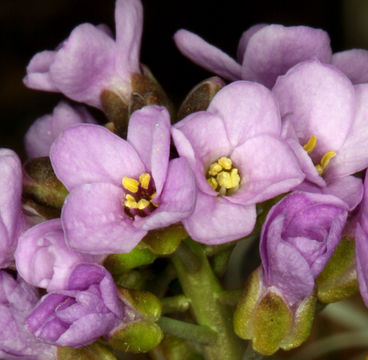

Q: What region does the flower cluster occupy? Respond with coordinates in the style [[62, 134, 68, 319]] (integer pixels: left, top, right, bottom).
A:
[[2, 0, 368, 358]]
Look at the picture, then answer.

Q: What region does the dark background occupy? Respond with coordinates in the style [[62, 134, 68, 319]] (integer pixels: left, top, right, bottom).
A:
[[0, 0, 367, 157]]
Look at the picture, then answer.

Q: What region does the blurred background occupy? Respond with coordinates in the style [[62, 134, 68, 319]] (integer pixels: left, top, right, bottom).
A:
[[2, 1, 368, 358]]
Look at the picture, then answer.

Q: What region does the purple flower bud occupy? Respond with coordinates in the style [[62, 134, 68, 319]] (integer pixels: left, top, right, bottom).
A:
[[14, 219, 99, 291], [25, 101, 96, 158], [260, 191, 348, 305], [23, 0, 143, 109], [0, 149, 24, 268], [0, 271, 56, 359], [27, 263, 136, 347]]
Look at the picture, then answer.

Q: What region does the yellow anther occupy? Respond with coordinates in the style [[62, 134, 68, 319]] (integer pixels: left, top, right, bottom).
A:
[[230, 168, 240, 188], [137, 199, 150, 210], [218, 157, 232, 170], [320, 151, 336, 169], [124, 194, 138, 209], [217, 171, 233, 189], [207, 177, 218, 190], [315, 151, 336, 175], [208, 162, 223, 176], [303, 135, 317, 154], [150, 192, 156, 199], [122, 177, 139, 193], [139, 173, 151, 190]]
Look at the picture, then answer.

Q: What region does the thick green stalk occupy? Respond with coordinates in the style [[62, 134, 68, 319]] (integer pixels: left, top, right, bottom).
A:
[[172, 240, 244, 360]]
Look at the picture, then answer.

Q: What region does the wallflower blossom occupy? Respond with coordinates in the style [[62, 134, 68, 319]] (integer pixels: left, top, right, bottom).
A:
[[14, 219, 99, 291], [0, 149, 24, 268], [27, 264, 136, 347], [0, 271, 56, 359], [23, 0, 143, 109], [272, 60, 368, 208], [25, 101, 96, 158], [172, 81, 304, 244], [174, 23, 368, 88], [50, 105, 196, 254]]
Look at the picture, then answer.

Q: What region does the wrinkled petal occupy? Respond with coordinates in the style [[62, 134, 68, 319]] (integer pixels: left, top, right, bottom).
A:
[[25, 101, 96, 158], [15, 219, 97, 291], [326, 84, 368, 180], [297, 176, 364, 211], [127, 106, 171, 196], [242, 25, 332, 88], [62, 183, 146, 254], [332, 49, 368, 84], [229, 135, 304, 205], [50, 124, 144, 191], [49, 23, 116, 108], [23, 50, 58, 91], [183, 191, 256, 245], [236, 24, 267, 63], [263, 215, 315, 305], [208, 81, 281, 147], [115, 0, 142, 75], [273, 60, 355, 159], [135, 157, 196, 231], [172, 111, 231, 195], [174, 29, 242, 81]]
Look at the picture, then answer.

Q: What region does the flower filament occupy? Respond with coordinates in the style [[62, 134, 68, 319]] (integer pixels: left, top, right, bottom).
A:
[[303, 135, 336, 175], [122, 173, 158, 218], [207, 156, 241, 196]]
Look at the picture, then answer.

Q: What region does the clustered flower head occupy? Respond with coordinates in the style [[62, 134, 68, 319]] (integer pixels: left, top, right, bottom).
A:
[[3, 0, 368, 358]]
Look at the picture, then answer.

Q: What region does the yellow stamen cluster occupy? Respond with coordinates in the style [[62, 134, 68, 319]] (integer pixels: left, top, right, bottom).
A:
[[303, 135, 336, 176], [207, 156, 241, 195], [122, 173, 157, 211]]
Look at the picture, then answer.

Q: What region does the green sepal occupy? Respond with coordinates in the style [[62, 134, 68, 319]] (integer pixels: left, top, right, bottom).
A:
[[114, 269, 148, 290], [109, 320, 163, 353], [251, 291, 292, 356], [118, 288, 162, 322], [280, 292, 316, 350], [233, 268, 262, 339], [142, 224, 187, 255], [103, 244, 157, 275], [316, 237, 358, 303], [177, 76, 225, 121], [23, 157, 68, 218], [57, 342, 117, 360]]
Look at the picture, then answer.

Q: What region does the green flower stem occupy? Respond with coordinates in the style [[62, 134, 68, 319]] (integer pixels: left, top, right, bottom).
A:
[[218, 289, 242, 306], [172, 239, 244, 360], [175, 241, 201, 273], [157, 317, 217, 345], [161, 295, 191, 314]]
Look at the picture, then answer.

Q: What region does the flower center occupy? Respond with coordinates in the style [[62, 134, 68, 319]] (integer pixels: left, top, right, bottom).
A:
[[206, 156, 241, 196], [122, 173, 158, 218], [303, 135, 336, 176]]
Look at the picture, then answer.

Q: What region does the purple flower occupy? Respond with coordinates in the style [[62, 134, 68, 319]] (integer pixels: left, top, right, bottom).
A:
[[260, 192, 348, 306], [0, 271, 56, 359], [14, 219, 99, 291], [0, 149, 24, 268], [27, 264, 135, 347], [50, 105, 195, 254], [172, 81, 304, 245], [272, 60, 368, 204], [23, 0, 143, 109], [25, 101, 96, 158], [174, 24, 368, 88]]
